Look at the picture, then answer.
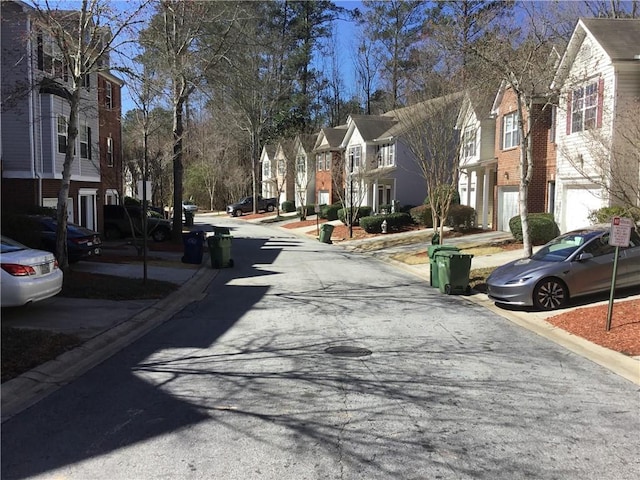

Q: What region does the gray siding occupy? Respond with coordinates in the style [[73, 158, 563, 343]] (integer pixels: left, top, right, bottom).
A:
[[1, 1, 33, 173]]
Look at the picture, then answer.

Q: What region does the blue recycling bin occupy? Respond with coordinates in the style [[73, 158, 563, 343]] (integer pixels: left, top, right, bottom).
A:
[[182, 230, 204, 264]]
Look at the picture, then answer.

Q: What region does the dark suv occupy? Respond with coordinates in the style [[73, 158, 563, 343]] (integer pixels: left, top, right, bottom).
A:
[[103, 205, 172, 242]]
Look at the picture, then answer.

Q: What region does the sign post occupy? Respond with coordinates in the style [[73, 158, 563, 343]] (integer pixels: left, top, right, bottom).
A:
[[606, 217, 633, 331]]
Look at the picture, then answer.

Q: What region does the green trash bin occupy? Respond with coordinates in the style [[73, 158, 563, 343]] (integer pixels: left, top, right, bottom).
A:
[[427, 244, 459, 288], [207, 234, 234, 268], [435, 251, 474, 295], [212, 226, 230, 235], [319, 223, 335, 244]]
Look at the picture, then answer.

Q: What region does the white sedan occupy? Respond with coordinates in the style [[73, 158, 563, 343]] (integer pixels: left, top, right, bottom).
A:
[[0, 235, 63, 307]]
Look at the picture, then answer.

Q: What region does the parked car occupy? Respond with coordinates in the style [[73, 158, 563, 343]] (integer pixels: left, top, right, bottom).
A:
[[486, 226, 640, 310], [30, 216, 102, 263], [227, 196, 277, 217], [0, 235, 63, 307], [182, 200, 198, 213], [103, 205, 172, 242]]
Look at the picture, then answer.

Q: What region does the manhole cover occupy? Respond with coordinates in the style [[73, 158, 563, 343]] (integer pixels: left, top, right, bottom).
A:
[[325, 346, 372, 357]]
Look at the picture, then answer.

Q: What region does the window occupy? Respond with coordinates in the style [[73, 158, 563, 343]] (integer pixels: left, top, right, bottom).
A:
[[317, 153, 323, 171], [263, 160, 271, 178], [324, 152, 331, 171], [502, 112, 519, 149], [105, 82, 112, 109], [277, 159, 285, 175], [81, 73, 91, 89], [463, 126, 477, 158], [106, 136, 113, 167], [377, 143, 395, 167], [80, 125, 91, 159], [57, 116, 67, 153], [38, 33, 67, 79], [571, 81, 599, 133], [348, 145, 361, 169], [296, 155, 305, 174]]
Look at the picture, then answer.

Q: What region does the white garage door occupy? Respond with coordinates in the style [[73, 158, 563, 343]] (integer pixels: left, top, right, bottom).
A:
[[563, 186, 603, 232], [498, 187, 519, 232]]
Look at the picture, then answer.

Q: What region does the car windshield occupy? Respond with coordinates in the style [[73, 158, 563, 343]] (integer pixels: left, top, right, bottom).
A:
[[0, 236, 27, 254], [530, 231, 600, 262]]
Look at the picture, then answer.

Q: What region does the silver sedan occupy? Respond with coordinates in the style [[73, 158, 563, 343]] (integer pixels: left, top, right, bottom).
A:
[[1, 235, 63, 307], [486, 226, 640, 310]]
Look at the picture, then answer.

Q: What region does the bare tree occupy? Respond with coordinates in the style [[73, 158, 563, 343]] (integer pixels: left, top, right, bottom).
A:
[[138, 0, 242, 240], [466, 3, 559, 257], [21, 0, 148, 269], [395, 92, 464, 243]]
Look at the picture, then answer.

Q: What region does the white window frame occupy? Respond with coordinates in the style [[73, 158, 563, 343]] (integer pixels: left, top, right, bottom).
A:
[[57, 115, 67, 154], [503, 112, 519, 150], [324, 152, 331, 171], [316, 153, 323, 171], [263, 159, 271, 178], [571, 81, 598, 133], [349, 145, 361, 169], [277, 159, 285, 175], [296, 154, 305, 174], [80, 124, 91, 159], [463, 126, 477, 158], [105, 81, 113, 109], [106, 136, 113, 167]]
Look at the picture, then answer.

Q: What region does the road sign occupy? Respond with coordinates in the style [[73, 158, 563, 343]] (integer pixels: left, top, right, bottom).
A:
[[609, 216, 633, 247]]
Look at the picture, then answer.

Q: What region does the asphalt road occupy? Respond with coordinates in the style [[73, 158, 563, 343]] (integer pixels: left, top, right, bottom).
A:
[[2, 218, 639, 479]]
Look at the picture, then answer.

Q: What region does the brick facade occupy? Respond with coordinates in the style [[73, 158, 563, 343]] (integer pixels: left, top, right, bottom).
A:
[[493, 87, 556, 228]]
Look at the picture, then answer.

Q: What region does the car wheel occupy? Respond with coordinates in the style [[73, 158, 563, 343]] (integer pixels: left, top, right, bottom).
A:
[[234, 209, 242, 217], [152, 228, 170, 242], [533, 278, 568, 310], [266, 204, 275, 213]]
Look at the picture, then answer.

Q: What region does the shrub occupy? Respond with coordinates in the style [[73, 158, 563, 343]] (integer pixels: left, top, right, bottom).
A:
[[509, 213, 560, 245], [409, 204, 433, 228], [281, 201, 296, 213], [322, 203, 343, 221], [338, 206, 372, 225], [360, 213, 412, 233], [587, 206, 640, 225], [297, 204, 316, 219], [447, 204, 476, 232]]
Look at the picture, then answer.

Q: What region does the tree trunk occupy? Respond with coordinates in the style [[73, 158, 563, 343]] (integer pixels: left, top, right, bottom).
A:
[[56, 89, 81, 271], [172, 95, 185, 242]]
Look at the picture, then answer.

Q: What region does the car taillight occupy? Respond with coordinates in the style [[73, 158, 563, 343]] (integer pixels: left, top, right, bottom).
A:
[[1, 263, 37, 276], [53, 260, 59, 269]]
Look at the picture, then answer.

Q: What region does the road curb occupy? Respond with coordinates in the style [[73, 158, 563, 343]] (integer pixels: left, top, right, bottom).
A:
[[380, 254, 639, 386], [1, 264, 218, 423]]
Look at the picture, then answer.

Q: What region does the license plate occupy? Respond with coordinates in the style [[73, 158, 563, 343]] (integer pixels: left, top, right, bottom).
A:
[[41, 263, 50, 274]]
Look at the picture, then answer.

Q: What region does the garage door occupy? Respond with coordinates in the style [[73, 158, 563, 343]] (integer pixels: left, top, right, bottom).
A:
[[563, 187, 603, 232], [498, 187, 519, 232]]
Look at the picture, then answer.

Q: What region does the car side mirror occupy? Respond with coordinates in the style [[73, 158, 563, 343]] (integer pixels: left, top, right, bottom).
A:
[[577, 252, 594, 261]]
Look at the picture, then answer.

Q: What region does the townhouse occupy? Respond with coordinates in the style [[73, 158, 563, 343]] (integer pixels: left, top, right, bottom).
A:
[[0, 0, 124, 233], [551, 18, 640, 232]]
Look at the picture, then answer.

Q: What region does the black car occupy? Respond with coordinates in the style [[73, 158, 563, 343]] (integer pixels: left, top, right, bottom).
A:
[[31, 216, 102, 263]]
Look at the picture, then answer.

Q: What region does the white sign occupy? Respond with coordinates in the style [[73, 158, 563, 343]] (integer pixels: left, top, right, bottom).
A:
[[609, 216, 633, 247]]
